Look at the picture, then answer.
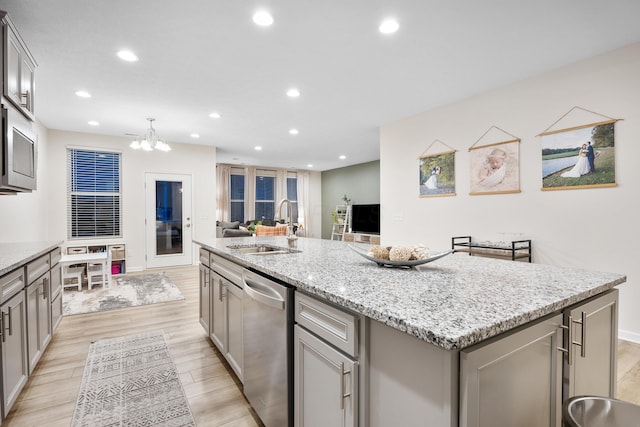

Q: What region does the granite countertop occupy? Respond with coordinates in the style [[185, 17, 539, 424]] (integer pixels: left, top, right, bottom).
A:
[[0, 241, 63, 276], [194, 236, 626, 350]]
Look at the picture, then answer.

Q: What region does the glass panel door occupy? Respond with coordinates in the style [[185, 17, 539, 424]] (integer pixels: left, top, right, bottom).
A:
[[145, 173, 192, 268]]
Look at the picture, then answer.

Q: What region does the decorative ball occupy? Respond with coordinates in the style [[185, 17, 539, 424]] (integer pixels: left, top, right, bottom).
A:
[[389, 245, 412, 262], [368, 245, 390, 260], [411, 244, 430, 260]]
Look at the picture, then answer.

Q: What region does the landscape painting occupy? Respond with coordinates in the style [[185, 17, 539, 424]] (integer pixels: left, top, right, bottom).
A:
[[419, 151, 456, 197], [541, 121, 616, 190]]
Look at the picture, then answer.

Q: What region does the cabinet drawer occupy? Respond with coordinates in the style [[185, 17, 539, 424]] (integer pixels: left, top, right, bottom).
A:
[[67, 246, 87, 254], [210, 254, 242, 286], [295, 292, 359, 357], [50, 247, 61, 265], [26, 254, 50, 284], [0, 268, 26, 304], [199, 248, 210, 267]]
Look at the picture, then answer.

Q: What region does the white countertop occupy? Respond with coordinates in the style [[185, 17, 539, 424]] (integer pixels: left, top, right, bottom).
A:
[[195, 236, 626, 350], [0, 241, 62, 276]]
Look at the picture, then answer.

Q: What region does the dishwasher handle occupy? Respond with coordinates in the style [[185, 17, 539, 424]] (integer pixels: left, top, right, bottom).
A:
[[243, 276, 285, 310]]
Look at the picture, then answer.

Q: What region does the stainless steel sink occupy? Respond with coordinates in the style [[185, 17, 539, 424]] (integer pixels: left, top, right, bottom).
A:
[[227, 244, 301, 255]]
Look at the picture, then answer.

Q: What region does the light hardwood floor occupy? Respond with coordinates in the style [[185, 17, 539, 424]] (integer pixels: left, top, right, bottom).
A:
[[4, 265, 640, 425], [4, 265, 262, 427]]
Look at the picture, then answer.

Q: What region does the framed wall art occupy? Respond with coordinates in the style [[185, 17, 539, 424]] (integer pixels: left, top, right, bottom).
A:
[[469, 126, 521, 195], [419, 140, 456, 198], [539, 107, 619, 191]]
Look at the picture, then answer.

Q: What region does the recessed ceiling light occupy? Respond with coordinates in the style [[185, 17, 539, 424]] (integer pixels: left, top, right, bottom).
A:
[[287, 88, 301, 98], [307, 164, 313, 168], [75, 90, 91, 98], [117, 50, 139, 62], [255, 146, 262, 151], [379, 18, 400, 34], [339, 155, 346, 160], [190, 133, 200, 138], [88, 120, 99, 126], [209, 112, 221, 119], [289, 129, 299, 135], [253, 10, 274, 26]]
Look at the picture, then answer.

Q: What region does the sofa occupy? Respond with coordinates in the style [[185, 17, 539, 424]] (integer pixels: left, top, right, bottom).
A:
[[216, 221, 252, 238], [216, 219, 292, 238]]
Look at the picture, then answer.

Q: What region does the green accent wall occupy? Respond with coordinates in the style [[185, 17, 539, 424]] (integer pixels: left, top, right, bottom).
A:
[[321, 160, 380, 239]]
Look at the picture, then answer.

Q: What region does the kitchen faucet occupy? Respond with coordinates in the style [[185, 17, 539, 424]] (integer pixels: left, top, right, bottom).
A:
[[275, 198, 294, 236]]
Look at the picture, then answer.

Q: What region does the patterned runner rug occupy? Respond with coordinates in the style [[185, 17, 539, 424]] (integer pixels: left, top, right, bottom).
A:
[[72, 330, 195, 427], [63, 272, 184, 316]]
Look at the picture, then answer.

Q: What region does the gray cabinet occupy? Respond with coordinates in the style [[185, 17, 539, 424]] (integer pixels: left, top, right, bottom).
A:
[[0, 245, 60, 422], [49, 263, 62, 333], [564, 289, 618, 398], [0, 290, 28, 419], [210, 271, 226, 353], [26, 271, 50, 373], [198, 263, 210, 334], [224, 279, 243, 381], [460, 314, 563, 427], [294, 325, 357, 427], [209, 270, 243, 381], [294, 292, 359, 427], [1, 12, 37, 120], [460, 290, 619, 427]]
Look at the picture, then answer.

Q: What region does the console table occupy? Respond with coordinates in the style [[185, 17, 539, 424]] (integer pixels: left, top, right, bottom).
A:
[[451, 236, 532, 262]]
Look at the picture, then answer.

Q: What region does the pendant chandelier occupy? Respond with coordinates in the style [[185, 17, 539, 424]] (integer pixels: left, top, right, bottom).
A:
[[129, 118, 171, 152]]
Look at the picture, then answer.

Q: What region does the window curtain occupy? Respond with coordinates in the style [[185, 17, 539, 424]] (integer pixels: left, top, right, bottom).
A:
[[275, 169, 287, 205], [244, 166, 256, 221], [216, 164, 231, 222], [296, 171, 311, 236]]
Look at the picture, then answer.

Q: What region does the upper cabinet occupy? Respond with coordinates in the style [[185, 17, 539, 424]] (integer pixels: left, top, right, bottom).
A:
[[1, 11, 37, 120]]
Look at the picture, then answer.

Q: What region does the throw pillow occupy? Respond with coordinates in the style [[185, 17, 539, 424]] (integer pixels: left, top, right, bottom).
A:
[[219, 220, 240, 229]]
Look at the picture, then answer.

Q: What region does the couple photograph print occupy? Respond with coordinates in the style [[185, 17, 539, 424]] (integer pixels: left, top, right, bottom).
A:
[[541, 121, 616, 190]]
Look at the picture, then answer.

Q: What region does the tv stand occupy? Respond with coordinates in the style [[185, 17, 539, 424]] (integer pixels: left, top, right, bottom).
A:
[[344, 232, 381, 245]]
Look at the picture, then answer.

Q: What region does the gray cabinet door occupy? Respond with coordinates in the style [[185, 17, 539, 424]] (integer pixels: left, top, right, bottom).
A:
[[564, 289, 618, 398], [460, 313, 564, 427], [25, 273, 51, 374], [1, 291, 28, 419], [210, 272, 226, 353], [294, 325, 357, 427], [224, 281, 243, 382], [198, 264, 210, 334]]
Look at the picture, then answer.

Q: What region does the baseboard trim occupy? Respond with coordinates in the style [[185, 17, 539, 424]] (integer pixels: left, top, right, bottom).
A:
[[619, 329, 640, 344]]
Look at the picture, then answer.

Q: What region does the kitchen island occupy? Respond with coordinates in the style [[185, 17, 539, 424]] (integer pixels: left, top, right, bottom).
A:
[[195, 236, 626, 427]]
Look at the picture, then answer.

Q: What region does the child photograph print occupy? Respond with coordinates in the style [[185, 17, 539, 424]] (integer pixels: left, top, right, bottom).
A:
[[469, 140, 520, 195], [419, 151, 456, 197], [541, 121, 616, 190]]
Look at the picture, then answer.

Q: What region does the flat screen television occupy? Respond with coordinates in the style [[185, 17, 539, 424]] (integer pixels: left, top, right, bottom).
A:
[[350, 204, 380, 235]]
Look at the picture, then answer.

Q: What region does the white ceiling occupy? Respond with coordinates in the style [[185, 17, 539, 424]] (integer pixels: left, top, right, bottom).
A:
[[3, 0, 640, 171]]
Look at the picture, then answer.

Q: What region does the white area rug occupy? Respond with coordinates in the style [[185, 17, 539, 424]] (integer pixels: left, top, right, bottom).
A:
[[72, 330, 195, 427], [63, 272, 184, 316]]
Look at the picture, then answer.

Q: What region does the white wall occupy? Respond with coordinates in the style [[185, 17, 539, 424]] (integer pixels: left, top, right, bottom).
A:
[[45, 129, 217, 271], [380, 42, 640, 341], [0, 119, 50, 242]]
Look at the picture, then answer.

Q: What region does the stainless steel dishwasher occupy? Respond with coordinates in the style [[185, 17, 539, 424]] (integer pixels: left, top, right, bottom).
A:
[[242, 269, 293, 427]]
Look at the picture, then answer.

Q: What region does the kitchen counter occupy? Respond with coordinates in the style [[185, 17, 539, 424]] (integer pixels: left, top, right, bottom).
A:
[[0, 241, 63, 276], [194, 236, 626, 350]]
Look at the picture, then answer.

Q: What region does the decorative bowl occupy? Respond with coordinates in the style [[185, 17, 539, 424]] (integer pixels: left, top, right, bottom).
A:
[[348, 245, 453, 268]]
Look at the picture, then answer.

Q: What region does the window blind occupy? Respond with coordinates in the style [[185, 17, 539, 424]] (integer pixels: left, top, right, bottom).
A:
[[67, 148, 122, 238]]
